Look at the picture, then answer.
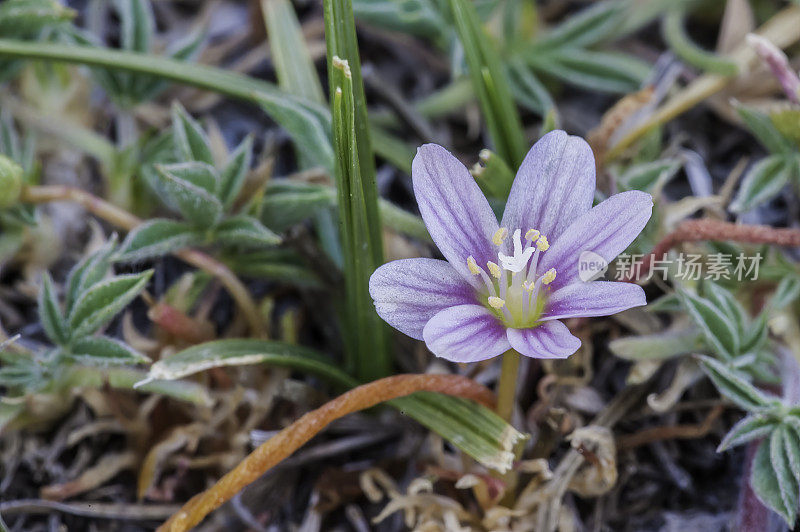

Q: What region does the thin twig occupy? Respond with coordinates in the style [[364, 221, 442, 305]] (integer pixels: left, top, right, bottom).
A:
[[20, 185, 265, 337], [157, 374, 495, 532], [616, 405, 725, 450], [625, 219, 800, 282]]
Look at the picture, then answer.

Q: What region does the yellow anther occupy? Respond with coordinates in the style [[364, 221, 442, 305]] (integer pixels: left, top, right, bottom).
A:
[[492, 227, 509, 246], [467, 256, 481, 275], [488, 296, 506, 309], [487, 261, 502, 278], [536, 235, 550, 252], [541, 268, 557, 285], [523, 280, 535, 292], [525, 229, 540, 241]]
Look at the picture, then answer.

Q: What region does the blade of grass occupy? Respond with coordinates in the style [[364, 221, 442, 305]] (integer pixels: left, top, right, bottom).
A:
[[324, 0, 390, 381], [449, 0, 527, 168], [0, 39, 334, 171], [261, 0, 325, 104]]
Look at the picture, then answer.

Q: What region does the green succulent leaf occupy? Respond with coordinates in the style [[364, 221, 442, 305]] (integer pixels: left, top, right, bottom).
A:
[[736, 105, 795, 155], [67, 335, 150, 366], [38, 272, 68, 345], [699, 355, 774, 411], [68, 270, 152, 338], [731, 154, 794, 213], [703, 282, 748, 337], [681, 291, 740, 360], [261, 181, 333, 232], [618, 159, 682, 192], [117, 219, 203, 261], [770, 428, 799, 526], [212, 215, 281, 248], [171, 102, 215, 166], [218, 135, 253, 210], [752, 439, 796, 527], [718, 414, 776, 451], [154, 162, 223, 227], [64, 238, 117, 314]]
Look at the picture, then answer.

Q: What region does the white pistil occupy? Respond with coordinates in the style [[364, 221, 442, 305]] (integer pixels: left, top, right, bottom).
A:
[[479, 227, 556, 327]]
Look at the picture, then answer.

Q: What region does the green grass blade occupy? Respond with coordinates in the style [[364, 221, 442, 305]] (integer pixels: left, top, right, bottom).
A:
[[262, 0, 325, 104], [324, 0, 390, 381], [0, 39, 334, 171], [449, 0, 527, 168]]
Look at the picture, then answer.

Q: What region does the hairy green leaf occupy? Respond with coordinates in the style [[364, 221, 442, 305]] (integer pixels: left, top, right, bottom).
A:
[[737, 105, 795, 154], [218, 135, 253, 210], [154, 163, 223, 227], [117, 219, 202, 261], [770, 427, 799, 526], [68, 270, 152, 338], [752, 440, 796, 526], [718, 413, 776, 451], [38, 272, 68, 345], [68, 335, 150, 366], [699, 355, 774, 411], [64, 238, 117, 313], [681, 291, 740, 359], [213, 215, 281, 248], [171, 102, 215, 165], [731, 154, 793, 213]]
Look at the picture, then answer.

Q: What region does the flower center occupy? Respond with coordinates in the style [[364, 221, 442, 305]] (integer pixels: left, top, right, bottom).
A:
[[467, 227, 556, 328]]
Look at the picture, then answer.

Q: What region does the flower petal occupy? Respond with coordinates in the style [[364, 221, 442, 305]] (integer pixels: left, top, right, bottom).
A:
[[542, 281, 646, 321], [501, 130, 595, 243], [370, 258, 475, 340], [413, 144, 499, 285], [538, 190, 653, 291], [422, 305, 510, 362], [507, 321, 581, 359]]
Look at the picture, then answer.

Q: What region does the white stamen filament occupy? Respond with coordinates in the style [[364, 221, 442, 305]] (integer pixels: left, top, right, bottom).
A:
[[473, 226, 558, 328]]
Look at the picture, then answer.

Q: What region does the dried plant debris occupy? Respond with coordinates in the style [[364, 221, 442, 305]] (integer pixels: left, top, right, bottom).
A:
[[2, 0, 800, 530]]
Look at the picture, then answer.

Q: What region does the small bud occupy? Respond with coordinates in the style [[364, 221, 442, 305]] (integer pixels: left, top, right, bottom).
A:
[[0, 155, 23, 208]]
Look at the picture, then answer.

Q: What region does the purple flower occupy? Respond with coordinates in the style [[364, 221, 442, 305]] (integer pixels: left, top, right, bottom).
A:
[[369, 131, 653, 362]]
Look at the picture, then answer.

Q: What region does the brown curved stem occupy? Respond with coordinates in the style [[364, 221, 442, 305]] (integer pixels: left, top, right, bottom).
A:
[[157, 374, 495, 532], [625, 219, 800, 282], [20, 185, 265, 337]]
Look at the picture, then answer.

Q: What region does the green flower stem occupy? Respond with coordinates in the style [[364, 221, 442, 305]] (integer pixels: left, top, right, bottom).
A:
[[20, 185, 265, 338], [496, 348, 521, 422]]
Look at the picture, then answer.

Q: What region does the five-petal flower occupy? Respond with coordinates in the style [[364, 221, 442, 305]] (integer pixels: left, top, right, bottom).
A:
[[369, 130, 653, 362]]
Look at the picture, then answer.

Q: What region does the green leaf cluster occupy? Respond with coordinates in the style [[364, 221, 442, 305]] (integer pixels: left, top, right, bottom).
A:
[[0, 240, 152, 400], [699, 356, 800, 527], [117, 103, 280, 261]]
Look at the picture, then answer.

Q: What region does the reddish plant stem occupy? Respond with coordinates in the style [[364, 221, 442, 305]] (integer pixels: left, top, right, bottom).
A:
[[625, 219, 800, 282], [20, 185, 265, 337], [157, 374, 495, 532]]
